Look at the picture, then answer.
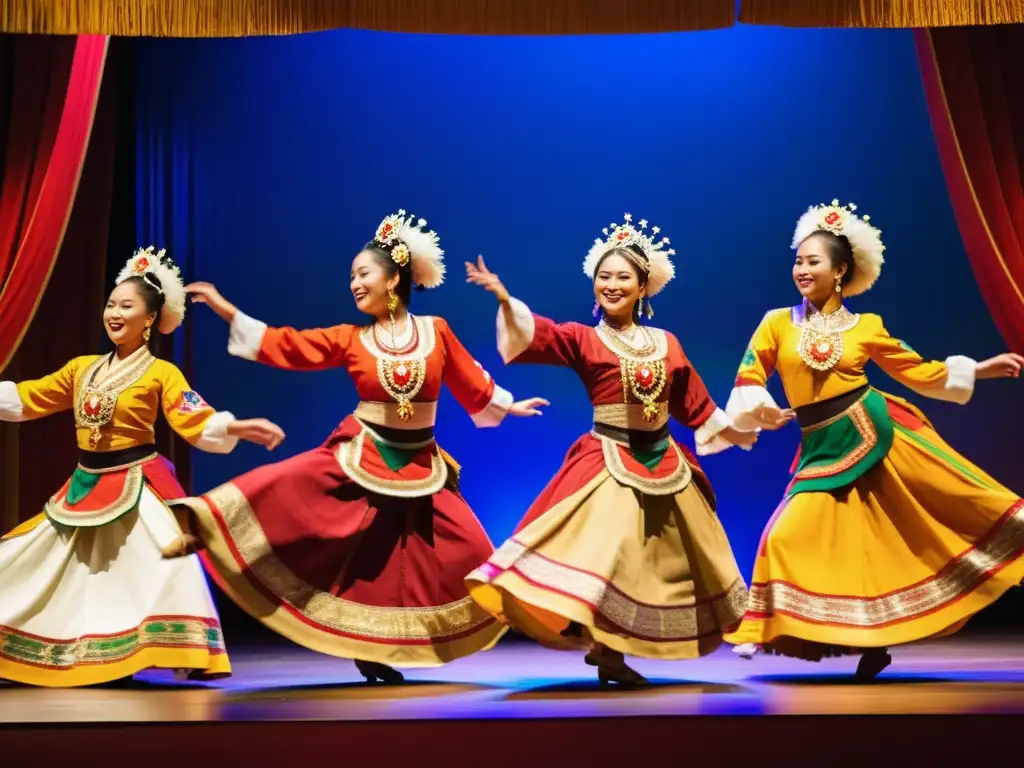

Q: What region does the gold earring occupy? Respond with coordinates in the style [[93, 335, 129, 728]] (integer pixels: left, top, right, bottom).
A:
[[834, 275, 842, 294], [143, 326, 152, 342], [387, 287, 399, 314]]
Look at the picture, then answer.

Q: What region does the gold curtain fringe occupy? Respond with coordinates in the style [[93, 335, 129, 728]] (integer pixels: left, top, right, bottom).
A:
[[739, 0, 1024, 28], [0, 1, 736, 38]]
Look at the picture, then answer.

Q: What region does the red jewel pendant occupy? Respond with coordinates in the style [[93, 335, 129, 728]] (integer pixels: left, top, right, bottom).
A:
[[392, 362, 411, 388], [810, 339, 833, 363], [634, 365, 655, 389], [83, 394, 102, 417]]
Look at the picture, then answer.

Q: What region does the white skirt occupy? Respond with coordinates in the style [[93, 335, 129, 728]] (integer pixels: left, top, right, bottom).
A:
[[0, 486, 229, 687]]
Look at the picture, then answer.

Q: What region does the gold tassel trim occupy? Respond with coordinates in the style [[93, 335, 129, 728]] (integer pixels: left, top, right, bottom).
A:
[[0, 1, 736, 38], [739, 0, 1024, 28]]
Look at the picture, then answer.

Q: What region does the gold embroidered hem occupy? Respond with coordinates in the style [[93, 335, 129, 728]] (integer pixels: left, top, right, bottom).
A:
[[467, 469, 747, 660], [0, 619, 229, 688], [177, 489, 506, 668], [727, 422, 1024, 652]]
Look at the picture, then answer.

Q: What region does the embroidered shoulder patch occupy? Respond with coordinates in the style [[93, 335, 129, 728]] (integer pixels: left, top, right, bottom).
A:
[[177, 391, 211, 413], [740, 348, 757, 368]]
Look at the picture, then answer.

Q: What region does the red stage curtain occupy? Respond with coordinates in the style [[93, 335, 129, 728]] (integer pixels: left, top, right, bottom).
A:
[[0, 34, 110, 531], [915, 27, 1024, 352], [0, 34, 109, 374]]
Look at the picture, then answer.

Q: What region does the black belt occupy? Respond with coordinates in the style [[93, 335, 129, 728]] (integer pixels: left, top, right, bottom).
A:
[[78, 444, 157, 470], [593, 422, 670, 449], [363, 421, 435, 445], [795, 384, 870, 429]]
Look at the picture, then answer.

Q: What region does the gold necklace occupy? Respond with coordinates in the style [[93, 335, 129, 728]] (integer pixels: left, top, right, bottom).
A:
[[797, 304, 853, 372], [76, 347, 155, 447], [373, 315, 426, 422], [598, 321, 658, 358], [619, 357, 668, 422]]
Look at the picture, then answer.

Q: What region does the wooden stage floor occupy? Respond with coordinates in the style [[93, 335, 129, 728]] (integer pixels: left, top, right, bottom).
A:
[[4, 633, 1024, 763]]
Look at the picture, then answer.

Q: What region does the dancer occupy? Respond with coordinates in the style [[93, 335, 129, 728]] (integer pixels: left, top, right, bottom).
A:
[[464, 214, 755, 686], [713, 199, 1024, 679], [173, 211, 548, 684], [0, 247, 284, 687]]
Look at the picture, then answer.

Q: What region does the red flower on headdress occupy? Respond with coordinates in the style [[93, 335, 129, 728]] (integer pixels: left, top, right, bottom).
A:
[[615, 228, 631, 241], [134, 257, 150, 273], [824, 211, 841, 227]]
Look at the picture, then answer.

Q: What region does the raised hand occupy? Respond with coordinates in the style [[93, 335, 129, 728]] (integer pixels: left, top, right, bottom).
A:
[[751, 405, 797, 430], [977, 352, 1024, 380], [465, 256, 510, 302], [185, 282, 238, 323], [510, 396, 550, 417], [227, 418, 286, 450]]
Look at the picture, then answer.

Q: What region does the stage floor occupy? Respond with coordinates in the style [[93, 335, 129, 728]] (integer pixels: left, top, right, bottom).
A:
[[3, 632, 1024, 723]]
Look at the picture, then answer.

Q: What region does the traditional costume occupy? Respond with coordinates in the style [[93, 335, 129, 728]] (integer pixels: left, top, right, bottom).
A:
[[171, 212, 512, 672], [0, 248, 239, 687], [466, 214, 749, 663], [714, 200, 1024, 664]]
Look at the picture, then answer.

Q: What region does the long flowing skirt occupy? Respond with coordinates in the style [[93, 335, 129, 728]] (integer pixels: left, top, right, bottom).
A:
[[726, 398, 1024, 659], [172, 416, 505, 668], [0, 459, 228, 687], [467, 433, 748, 659]]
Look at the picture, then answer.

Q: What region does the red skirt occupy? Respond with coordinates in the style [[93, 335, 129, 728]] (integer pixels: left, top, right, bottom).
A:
[[172, 416, 505, 667]]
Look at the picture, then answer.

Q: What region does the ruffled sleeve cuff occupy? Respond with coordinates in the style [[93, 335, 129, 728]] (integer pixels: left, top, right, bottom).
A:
[[227, 311, 268, 361], [497, 297, 536, 364], [938, 355, 977, 405], [694, 407, 745, 456], [470, 384, 514, 428], [0, 381, 25, 422], [195, 411, 239, 454], [724, 384, 780, 431]]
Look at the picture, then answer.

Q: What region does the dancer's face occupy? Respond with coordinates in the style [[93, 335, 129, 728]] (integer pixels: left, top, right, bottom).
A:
[[793, 234, 845, 305], [350, 250, 398, 318], [103, 281, 156, 347], [594, 252, 644, 323]]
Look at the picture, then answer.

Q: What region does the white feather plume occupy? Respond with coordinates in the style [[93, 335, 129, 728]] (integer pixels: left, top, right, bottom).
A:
[[792, 200, 885, 298], [373, 210, 445, 290], [115, 246, 186, 333]]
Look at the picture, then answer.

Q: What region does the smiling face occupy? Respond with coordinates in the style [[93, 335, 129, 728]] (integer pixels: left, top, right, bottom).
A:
[[350, 249, 399, 317], [793, 233, 846, 305], [594, 250, 645, 323], [103, 280, 157, 347]]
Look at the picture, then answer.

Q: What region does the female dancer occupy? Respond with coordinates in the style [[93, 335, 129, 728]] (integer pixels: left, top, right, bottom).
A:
[[464, 214, 756, 686], [174, 211, 548, 684], [0, 248, 284, 687], [714, 200, 1024, 679]]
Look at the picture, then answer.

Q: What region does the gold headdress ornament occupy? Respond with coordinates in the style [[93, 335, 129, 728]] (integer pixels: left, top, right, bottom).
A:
[[792, 200, 885, 297], [583, 213, 676, 318], [372, 209, 445, 289], [115, 246, 186, 333]]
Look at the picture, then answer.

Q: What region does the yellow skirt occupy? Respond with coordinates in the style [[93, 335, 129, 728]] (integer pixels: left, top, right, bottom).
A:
[[727, 418, 1024, 658], [467, 454, 748, 660]]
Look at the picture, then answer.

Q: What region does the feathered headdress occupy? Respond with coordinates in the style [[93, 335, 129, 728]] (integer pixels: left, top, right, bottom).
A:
[[372, 209, 445, 289], [583, 213, 676, 317], [792, 200, 885, 297], [115, 246, 186, 333]]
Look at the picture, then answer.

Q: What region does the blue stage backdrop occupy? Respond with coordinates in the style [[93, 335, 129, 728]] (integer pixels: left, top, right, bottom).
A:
[[134, 27, 1022, 574]]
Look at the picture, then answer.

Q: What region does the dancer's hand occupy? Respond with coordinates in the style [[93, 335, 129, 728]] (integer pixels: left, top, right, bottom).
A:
[[510, 397, 549, 417], [465, 256, 510, 302], [751, 405, 796, 430], [228, 418, 286, 450], [720, 426, 758, 449], [185, 282, 238, 323], [976, 352, 1024, 380]]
